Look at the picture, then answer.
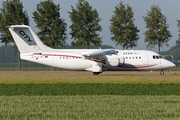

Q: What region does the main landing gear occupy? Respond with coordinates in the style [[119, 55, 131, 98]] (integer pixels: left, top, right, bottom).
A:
[[93, 72, 101, 75], [160, 70, 164, 75]]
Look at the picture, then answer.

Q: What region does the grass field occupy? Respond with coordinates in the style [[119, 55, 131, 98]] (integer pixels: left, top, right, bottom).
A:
[[1, 83, 180, 95], [0, 71, 180, 119], [0, 96, 180, 119], [0, 71, 180, 84]]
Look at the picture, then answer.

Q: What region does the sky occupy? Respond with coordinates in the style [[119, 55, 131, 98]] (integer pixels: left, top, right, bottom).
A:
[[0, 0, 180, 52]]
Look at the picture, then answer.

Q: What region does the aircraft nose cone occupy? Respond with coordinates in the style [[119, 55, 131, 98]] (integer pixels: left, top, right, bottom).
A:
[[172, 63, 176, 67], [162, 60, 176, 69], [169, 61, 176, 68]]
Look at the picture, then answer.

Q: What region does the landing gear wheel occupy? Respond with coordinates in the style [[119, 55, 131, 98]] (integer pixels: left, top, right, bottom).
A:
[[160, 71, 164, 75], [93, 72, 100, 75]]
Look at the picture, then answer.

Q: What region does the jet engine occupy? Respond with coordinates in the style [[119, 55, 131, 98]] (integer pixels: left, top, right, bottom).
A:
[[119, 57, 125, 65], [105, 56, 125, 67]]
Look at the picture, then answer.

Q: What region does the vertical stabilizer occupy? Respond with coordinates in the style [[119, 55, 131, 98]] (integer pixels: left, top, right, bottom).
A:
[[8, 25, 51, 53]]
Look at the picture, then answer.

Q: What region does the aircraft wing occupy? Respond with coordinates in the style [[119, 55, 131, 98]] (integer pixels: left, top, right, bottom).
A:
[[83, 49, 117, 58]]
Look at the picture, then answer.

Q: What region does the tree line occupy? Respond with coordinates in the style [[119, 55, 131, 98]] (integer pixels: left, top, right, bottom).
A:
[[0, 0, 180, 68], [0, 45, 19, 63]]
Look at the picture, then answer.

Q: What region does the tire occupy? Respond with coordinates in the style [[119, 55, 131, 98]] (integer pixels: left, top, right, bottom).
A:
[[160, 71, 164, 75], [93, 72, 99, 75]]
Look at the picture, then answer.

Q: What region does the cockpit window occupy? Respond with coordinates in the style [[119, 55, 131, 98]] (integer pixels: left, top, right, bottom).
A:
[[153, 55, 162, 59], [153, 55, 156, 59]]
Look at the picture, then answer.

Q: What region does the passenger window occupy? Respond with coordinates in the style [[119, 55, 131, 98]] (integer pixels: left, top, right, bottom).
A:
[[136, 57, 138, 59], [63, 57, 65, 59], [139, 57, 141, 59], [132, 57, 134, 59], [126, 57, 128, 59], [129, 57, 131, 59], [60, 57, 61, 59], [66, 57, 68, 59]]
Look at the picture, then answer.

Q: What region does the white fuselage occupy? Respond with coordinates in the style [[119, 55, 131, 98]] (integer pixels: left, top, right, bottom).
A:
[[8, 25, 176, 75], [21, 49, 175, 72]]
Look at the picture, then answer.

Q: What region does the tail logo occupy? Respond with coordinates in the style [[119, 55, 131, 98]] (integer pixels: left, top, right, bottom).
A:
[[19, 30, 36, 45]]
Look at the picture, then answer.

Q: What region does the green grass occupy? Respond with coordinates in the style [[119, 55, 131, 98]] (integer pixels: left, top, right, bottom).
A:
[[1, 83, 180, 96], [0, 95, 180, 119], [0, 71, 180, 119]]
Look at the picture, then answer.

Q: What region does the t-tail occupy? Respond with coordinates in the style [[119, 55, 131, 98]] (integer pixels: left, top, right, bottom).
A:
[[7, 25, 51, 53]]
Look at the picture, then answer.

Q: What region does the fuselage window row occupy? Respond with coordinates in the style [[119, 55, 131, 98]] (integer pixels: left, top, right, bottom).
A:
[[59, 56, 143, 60], [59, 57, 82, 59], [126, 56, 141, 59]]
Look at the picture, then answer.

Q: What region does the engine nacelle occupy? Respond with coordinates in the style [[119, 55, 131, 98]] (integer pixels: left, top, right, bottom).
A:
[[106, 56, 119, 66], [119, 57, 125, 65], [106, 56, 125, 66]]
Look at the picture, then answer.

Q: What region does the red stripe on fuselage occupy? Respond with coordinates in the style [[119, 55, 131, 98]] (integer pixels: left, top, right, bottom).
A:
[[42, 54, 82, 58], [118, 64, 158, 68], [22, 54, 34, 56], [89, 59, 103, 63], [42, 54, 81, 58], [22, 54, 157, 68], [23, 54, 82, 58]]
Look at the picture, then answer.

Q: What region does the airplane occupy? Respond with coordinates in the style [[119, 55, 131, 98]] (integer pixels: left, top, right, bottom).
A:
[[7, 25, 176, 75]]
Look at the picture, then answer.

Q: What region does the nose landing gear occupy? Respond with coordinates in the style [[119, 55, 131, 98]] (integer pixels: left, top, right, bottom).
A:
[[160, 70, 164, 75], [93, 72, 101, 75]]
